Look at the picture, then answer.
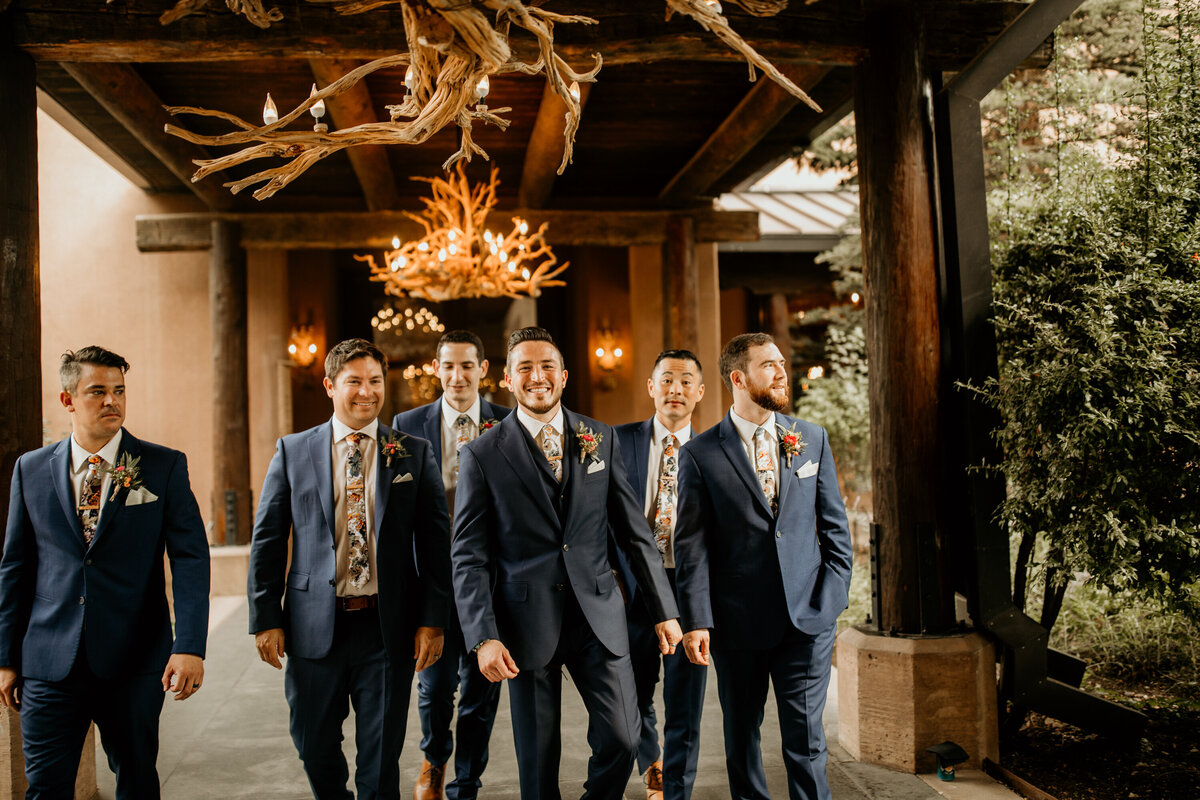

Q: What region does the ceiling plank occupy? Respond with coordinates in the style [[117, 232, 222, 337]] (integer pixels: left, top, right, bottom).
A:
[[658, 63, 831, 205], [135, 208, 760, 251], [518, 81, 592, 210], [309, 58, 400, 211], [58, 62, 235, 210]]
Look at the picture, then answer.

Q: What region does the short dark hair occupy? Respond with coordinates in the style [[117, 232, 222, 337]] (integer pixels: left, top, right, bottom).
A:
[[505, 326, 563, 368], [652, 349, 702, 376], [718, 333, 775, 392], [437, 330, 486, 364], [325, 338, 388, 382], [60, 346, 130, 393]]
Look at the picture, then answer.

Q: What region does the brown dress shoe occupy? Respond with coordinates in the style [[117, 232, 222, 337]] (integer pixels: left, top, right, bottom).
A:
[[645, 759, 664, 800], [414, 758, 445, 800]]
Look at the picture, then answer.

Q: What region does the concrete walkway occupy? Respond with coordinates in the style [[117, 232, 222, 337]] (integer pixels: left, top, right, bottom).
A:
[[95, 598, 1012, 800]]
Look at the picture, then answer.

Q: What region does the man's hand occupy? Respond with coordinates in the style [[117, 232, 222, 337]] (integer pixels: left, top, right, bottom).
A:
[[476, 640, 519, 682], [683, 629, 710, 666], [0, 667, 20, 709], [255, 628, 286, 669], [655, 618, 684, 655], [414, 626, 443, 672], [162, 654, 205, 701]]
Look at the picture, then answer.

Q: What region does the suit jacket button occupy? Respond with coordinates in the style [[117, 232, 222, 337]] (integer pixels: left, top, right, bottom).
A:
[[78, 596, 85, 605], [562, 544, 570, 552], [85, 559, 93, 566], [329, 579, 336, 587], [553, 583, 564, 591], [776, 531, 782, 538]]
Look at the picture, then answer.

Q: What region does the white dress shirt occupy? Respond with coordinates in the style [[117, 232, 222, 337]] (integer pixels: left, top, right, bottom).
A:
[[70, 429, 124, 522], [643, 416, 692, 569], [440, 395, 482, 491], [729, 408, 780, 489], [331, 416, 379, 597]]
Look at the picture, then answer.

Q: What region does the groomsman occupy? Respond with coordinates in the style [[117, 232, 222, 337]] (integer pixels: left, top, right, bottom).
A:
[[392, 330, 509, 800], [452, 326, 683, 800], [673, 333, 853, 800], [249, 338, 451, 800], [612, 350, 708, 800], [0, 346, 210, 799]]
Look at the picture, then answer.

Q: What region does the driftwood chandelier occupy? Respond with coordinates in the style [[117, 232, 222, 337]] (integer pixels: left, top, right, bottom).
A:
[[355, 165, 568, 301], [159, 0, 822, 201]]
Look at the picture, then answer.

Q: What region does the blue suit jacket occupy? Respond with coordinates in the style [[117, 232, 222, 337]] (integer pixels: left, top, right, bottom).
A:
[[451, 409, 679, 670], [247, 421, 451, 662], [0, 431, 210, 682], [673, 412, 852, 649], [391, 397, 511, 469]]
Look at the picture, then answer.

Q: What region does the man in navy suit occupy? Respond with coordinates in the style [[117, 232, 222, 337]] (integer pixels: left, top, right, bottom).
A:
[[674, 333, 852, 800], [249, 338, 451, 800], [392, 330, 509, 800], [452, 326, 683, 800], [612, 350, 707, 800], [0, 346, 210, 799]]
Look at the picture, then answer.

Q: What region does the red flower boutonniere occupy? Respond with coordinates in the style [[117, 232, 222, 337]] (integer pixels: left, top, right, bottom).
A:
[[480, 417, 499, 434], [776, 422, 808, 468], [380, 431, 411, 468], [102, 453, 144, 500], [575, 421, 604, 464]]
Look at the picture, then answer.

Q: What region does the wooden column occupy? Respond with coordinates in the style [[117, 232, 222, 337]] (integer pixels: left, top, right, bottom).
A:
[[663, 215, 700, 353], [765, 292, 793, 369], [854, 2, 951, 633], [210, 221, 252, 546]]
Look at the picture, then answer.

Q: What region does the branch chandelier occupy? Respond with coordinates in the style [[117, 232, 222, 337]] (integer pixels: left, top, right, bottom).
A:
[[159, 0, 823, 201], [355, 164, 568, 301]]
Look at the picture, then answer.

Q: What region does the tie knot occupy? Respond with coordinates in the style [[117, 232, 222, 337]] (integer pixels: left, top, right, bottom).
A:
[[348, 432, 366, 446], [456, 414, 471, 428], [755, 426, 769, 442], [542, 424, 556, 438], [87, 455, 102, 466]]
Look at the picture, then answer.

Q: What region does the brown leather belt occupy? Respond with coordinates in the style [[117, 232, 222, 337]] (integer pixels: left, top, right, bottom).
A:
[[337, 594, 378, 611]]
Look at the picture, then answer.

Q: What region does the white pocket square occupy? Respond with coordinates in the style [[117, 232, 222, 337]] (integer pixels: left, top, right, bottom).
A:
[[392, 473, 414, 484], [125, 487, 158, 506], [586, 459, 606, 474], [795, 460, 819, 479]]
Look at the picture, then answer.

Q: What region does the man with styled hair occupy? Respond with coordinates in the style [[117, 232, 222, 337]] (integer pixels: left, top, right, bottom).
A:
[[452, 326, 683, 800], [674, 332, 853, 800], [249, 337, 451, 800], [393, 330, 509, 800], [0, 345, 210, 799], [612, 349, 708, 800]]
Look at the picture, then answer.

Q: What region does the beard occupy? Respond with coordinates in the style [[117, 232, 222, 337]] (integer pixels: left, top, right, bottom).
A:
[[748, 377, 790, 413], [518, 383, 562, 415]]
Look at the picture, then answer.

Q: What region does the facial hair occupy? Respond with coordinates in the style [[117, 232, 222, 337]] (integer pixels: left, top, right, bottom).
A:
[[748, 376, 789, 413], [520, 382, 561, 415]]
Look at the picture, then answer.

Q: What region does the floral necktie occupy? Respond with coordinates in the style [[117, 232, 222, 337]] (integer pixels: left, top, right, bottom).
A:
[[345, 432, 370, 589], [454, 414, 472, 479], [78, 454, 103, 545], [753, 426, 777, 515], [652, 434, 679, 555], [540, 424, 562, 482]]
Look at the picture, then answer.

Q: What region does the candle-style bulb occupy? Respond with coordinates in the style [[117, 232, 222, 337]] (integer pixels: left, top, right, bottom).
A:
[[475, 75, 490, 102], [404, 65, 416, 92], [308, 84, 326, 119], [391, 236, 401, 249], [262, 93, 279, 125], [569, 81, 581, 103]]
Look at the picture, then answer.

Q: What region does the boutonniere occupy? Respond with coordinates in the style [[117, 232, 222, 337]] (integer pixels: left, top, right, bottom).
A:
[[575, 421, 603, 464], [776, 422, 808, 468], [380, 431, 411, 467], [102, 453, 144, 500], [479, 417, 499, 434]]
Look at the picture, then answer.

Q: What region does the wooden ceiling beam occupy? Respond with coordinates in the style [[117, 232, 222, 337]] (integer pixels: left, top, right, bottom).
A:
[[58, 62, 234, 210], [659, 63, 831, 205], [135, 209, 760, 252], [308, 58, 400, 211], [517, 81, 593, 210]]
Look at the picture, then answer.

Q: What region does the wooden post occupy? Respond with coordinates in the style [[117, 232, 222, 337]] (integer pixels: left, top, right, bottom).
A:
[[765, 293, 793, 370], [663, 215, 700, 353], [854, 1, 951, 633], [210, 221, 252, 546]]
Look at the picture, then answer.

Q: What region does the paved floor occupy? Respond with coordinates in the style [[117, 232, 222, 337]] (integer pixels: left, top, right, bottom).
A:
[[93, 598, 1007, 799]]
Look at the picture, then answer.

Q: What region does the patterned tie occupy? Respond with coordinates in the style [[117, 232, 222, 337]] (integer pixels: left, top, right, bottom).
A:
[[454, 414, 472, 479], [540, 424, 562, 482], [653, 434, 679, 554], [78, 455, 103, 545], [753, 426, 777, 515], [345, 432, 370, 589]]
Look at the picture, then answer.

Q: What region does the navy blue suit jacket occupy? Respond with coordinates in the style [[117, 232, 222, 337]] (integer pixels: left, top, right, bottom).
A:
[[391, 397, 511, 469], [0, 431, 210, 682], [451, 409, 678, 670], [248, 421, 451, 662], [673, 412, 852, 649]]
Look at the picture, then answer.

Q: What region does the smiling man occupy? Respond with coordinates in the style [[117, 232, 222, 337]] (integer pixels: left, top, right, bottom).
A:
[[249, 338, 451, 800], [451, 326, 683, 800], [0, 346, 210, 799], [672, 333, 853, 800], [392, 331, 509, 800]]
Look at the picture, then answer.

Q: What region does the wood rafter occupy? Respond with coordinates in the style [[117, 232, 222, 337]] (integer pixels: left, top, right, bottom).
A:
[[518, 81, 592, 210]]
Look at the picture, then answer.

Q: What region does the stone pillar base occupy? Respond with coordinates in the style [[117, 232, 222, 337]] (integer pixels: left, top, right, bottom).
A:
[[1, 707, 97, 799], [837, 626, 998, 773]]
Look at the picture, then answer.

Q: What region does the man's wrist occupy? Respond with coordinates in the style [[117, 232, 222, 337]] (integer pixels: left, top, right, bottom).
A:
[[472, 638, 493, 653]]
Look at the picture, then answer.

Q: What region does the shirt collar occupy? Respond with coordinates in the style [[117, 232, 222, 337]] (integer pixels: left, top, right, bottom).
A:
[[729, 408, 778, 446], [441, 395, 482, 429], [652, 415, 691, 447], [331, 416, 379, 443], [516, 405, 564, 441], [71, 429, 124, 474]]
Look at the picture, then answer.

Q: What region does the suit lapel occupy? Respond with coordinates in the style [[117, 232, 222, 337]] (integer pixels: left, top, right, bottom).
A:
[[773, 412, 795, 515], [718, 414, 773, 517], [374, 422, 398, 538], [562, 412, 587, 525], [49, 438, 80, 538], [495, 415, 560, 527], [423, 402, 442, 466], [309, 423, 335, 541], [90, 431, 141, 547], [631, 419, 653, 506]]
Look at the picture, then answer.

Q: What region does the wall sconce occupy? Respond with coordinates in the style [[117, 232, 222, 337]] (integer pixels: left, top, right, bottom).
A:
[[593, 325, 623, 391], [288, 324, 319, 367]]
